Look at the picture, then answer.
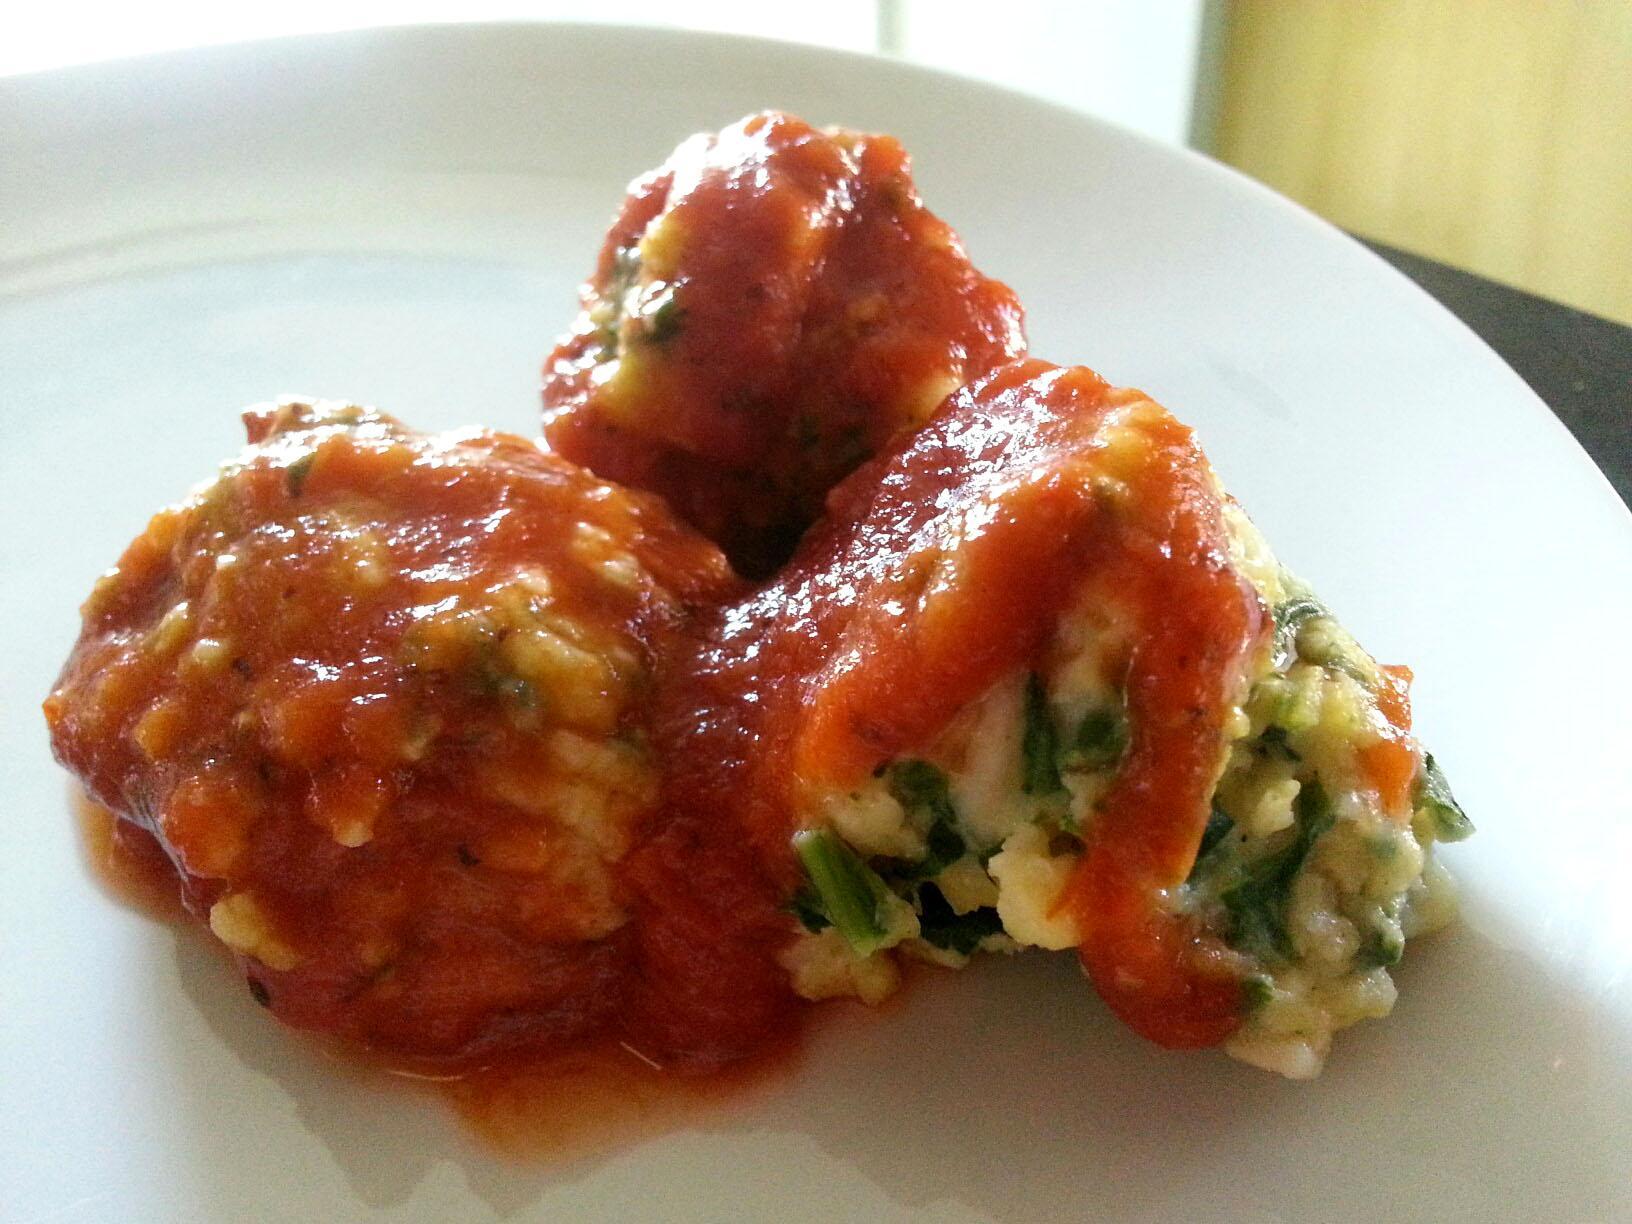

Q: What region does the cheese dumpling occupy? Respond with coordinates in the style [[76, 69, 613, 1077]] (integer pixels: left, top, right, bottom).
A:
[[542, 110, 1026, 578], [703, 360, 1472, 1077], [46, 401, 738, 1064]]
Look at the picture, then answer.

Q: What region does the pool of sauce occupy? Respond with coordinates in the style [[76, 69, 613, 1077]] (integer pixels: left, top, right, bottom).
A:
[[76, 790, 799, 1159], [75, 790, 186, 922]]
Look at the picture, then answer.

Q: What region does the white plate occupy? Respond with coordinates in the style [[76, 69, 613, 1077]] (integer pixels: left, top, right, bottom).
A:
[[4, 23, 1630, 1224]]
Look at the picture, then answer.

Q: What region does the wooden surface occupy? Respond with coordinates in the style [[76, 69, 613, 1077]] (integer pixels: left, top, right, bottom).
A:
[[1209, 0, 1632, 326]]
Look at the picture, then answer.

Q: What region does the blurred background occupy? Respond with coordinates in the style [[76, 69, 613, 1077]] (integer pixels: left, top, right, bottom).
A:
[[7, 0, 1630, 324]]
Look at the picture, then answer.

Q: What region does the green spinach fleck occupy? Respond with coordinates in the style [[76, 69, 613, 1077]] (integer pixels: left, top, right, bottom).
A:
[[1021, 673, 1065, 796], [1414, 753, 1474, 843], [1220, 781, 1335, 963], [916, 884, 1002, 956], [886, 759, 966, 880], [285, 452, 317, 498], [1271, 595, 1327, 669]]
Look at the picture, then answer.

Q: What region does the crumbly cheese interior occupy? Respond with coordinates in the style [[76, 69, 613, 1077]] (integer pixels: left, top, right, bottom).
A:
[[97, 403, 675, 968], [784, 498, 1463, 1079]]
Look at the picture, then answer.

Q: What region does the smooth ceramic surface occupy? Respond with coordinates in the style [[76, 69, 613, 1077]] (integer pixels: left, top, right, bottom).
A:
[[3, 24, 1630, 1223]]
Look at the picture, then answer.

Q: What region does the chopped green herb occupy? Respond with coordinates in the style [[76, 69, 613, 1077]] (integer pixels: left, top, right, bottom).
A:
[[919, 819, 966, 877], [1270, 680, 1321, 733], [1272, 596, 1327, 669], [464, 644, 542, 715], [1241, 974, 1275, 1011], [784, 887, 833, 933], [285, 452, 317, 497], [606, 244, 641, 301], [1222, 880, 1287, 963], [1414, 753, 1474, 842], [887, 758, 952, 810], [793, 828, 896, 955], [1357, 925, 1405, 968], [1257, 724, 1301, 762], [1367, 833, 1400, 862], [885, 759, 966, 880], [1064, 704, 1128, 772], [1195, 803, 1234, 863], [640, 287, 686, 344], [1021, 673, 1065, 795], [1220, 781, 1335, 962], [916, 885, 1002, 956]]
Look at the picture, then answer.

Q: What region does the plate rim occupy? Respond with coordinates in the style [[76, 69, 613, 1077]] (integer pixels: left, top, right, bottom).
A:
[[4, 22, 1631, 1222]]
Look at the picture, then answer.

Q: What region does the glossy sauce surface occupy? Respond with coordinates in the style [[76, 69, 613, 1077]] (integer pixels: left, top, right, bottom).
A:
[[1052, 410, 1267, 1049], [47, 403, 744, 1065], [1364, 663, 1418, 817], [76, 794, 780, 1158], [75, 792, 186, 922], [53, 364, 1271, 1128], [542, 111, 1027, 577], [661, 359, 1268, 1048]]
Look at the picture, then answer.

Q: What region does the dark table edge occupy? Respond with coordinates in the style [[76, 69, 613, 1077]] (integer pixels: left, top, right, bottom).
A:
[[1362, 239, 1631, 511]]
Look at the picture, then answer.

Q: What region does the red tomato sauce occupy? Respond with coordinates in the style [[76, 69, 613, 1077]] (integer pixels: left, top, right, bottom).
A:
[[1361, 663, 1418, 819], [542, 111, 1027, 578], [73, 791, 791, 1159], [51, 357, 1267, 1113], [1054, 409, 1269, 1049], [75, 792, 187, 922], [653, 358, 1267, 1051], [46, 402, 745, 1067]]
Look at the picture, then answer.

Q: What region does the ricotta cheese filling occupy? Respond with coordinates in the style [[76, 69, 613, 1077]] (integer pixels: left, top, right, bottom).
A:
[[785, 500, 1470, 1078]]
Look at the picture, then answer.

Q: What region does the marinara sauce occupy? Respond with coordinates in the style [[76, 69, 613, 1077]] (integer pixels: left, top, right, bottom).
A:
[[45, 401, 747, 1066], [656, 359, 1268, 1051], [542, 111, 1027, 578], [50, 359, 1267, 1112]]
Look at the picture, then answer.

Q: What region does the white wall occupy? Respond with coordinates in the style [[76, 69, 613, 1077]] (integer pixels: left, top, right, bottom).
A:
[[2, 0, 1203, 144], [891, 0, 1205, 144]]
